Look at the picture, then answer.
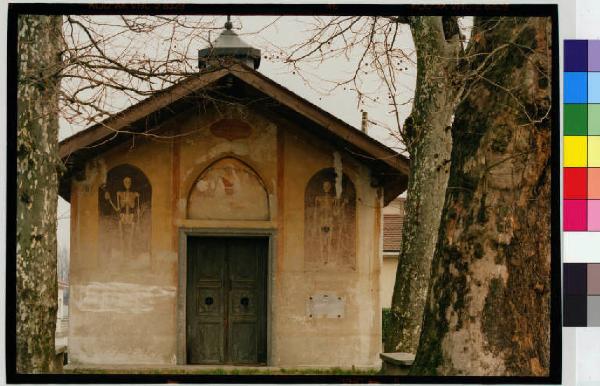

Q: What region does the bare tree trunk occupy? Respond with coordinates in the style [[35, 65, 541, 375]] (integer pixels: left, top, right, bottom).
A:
[[411, 16, 552, 376], [385, 16, 462, 354], [17, 15, 64, 373]]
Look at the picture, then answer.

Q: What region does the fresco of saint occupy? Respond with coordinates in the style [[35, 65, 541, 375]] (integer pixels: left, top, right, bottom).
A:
[[305, 169, 356, 269]]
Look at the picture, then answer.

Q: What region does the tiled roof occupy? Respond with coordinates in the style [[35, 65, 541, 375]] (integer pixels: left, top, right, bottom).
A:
[[383, 213, 404, 252], [383, 197, 405, 253]]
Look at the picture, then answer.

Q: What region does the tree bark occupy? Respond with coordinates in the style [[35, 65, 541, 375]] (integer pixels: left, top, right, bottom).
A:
[[17, 15, 64, 373], [385, 16, 462, 354], [411, 16, 552, 376]]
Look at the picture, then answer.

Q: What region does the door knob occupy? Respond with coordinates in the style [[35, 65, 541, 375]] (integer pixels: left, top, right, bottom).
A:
[[205, 296, 214, 305], [240, 297, 249, 307]]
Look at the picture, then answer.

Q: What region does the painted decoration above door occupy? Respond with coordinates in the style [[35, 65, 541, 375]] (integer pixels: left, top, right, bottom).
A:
[[188, 157, 270, 221]]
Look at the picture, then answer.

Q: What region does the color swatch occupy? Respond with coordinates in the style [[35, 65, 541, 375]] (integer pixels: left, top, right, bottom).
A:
[[564, 263, 600, 326], [564, 40, 600, 231]]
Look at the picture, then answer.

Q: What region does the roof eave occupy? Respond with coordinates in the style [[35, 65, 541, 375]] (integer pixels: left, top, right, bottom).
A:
[[58, 63, 409, 204]]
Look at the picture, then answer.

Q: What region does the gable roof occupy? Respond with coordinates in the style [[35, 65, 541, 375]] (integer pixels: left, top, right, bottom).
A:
[[59, 63, 409, 204]]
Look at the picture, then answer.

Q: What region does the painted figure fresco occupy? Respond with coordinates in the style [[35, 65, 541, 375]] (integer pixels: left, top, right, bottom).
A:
[[305, 168, 356, 269], [188, 157, 270, 221], [104, 176, 140, 253], [99, 164, 151, 262]]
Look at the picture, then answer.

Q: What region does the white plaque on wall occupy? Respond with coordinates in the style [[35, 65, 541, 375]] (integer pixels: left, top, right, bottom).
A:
[[307, 293, 345, 319]]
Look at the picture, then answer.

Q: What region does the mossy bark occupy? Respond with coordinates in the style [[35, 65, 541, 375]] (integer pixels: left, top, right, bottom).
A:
[[411, 17, 552, 376], [385, 16, 462, 354], [17, 15, 64, 373]]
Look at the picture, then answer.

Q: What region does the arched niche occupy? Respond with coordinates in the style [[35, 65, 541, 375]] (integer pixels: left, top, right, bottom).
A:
[[304, 168, 356, 269], [98, 164, 152, 261], [187, 157, 270, 220]]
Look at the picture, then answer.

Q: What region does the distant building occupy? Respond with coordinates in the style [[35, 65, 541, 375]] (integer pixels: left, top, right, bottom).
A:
[[381, 197, 405, 308], [56, 280, 69, 321], [55, 280, 69, 354], [58, 21, 409, 368]]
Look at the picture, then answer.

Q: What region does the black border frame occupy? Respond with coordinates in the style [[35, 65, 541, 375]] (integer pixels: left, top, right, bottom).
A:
[[5, 3, 561, 384]]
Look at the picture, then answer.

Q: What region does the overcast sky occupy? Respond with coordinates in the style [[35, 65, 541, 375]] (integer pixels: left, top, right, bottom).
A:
[[58, 15, 421, 147]]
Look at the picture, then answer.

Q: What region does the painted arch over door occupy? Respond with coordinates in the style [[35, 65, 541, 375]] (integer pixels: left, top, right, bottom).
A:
[[187, 157, 270, 220]]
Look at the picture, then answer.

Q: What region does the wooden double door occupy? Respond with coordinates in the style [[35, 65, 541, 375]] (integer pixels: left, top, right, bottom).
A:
[[186, 237, 268, 365]]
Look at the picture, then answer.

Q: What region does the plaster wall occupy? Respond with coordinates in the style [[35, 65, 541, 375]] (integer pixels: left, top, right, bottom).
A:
[[68, 103, 383, 368], [69, 131, 176, 365], [272, 122, 382, 368]]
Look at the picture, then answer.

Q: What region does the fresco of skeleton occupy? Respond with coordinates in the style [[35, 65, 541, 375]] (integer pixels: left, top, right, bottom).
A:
[[98, 164, 151, 264], [304, 168, 356, 269], [103, 176, 141, 254]]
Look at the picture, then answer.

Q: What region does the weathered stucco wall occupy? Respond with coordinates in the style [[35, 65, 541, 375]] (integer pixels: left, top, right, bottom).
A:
[[68, 102, 383, 368], [69, 130, 176, 365], [272, 121, 383, 368]]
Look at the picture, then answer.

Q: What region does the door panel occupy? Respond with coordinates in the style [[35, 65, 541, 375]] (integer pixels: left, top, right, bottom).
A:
[[196, 287, 222, 316], [188, 322, 224, 363], [230, 321, 258, 363], [230, 290, 257, 316], [187, 238, 226, 364], [187, 237, 267, 365], [227, 239, 267, 364]]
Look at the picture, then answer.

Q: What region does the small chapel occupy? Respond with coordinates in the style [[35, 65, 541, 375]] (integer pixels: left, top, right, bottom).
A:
[[58, 19, 409, 368]]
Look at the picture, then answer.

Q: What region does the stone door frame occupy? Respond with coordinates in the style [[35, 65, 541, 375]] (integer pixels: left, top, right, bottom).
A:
[[177, 227, 276, 366]]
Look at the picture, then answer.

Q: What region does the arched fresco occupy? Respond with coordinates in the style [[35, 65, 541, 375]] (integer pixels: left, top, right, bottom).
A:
[[187, 157, 270, 220], [98, 164, 152, 262], [304, 168, 356, 269]]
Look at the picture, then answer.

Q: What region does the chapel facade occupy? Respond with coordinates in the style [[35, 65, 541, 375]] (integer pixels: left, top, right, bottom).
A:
[[59, 21, 409, 368]]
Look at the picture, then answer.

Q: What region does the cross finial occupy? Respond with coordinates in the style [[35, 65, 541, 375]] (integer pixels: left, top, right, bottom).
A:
[[225, 15, 233, 30]]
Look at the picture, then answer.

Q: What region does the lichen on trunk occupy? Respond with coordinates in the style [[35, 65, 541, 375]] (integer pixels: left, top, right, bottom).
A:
[[16, 15, 64, 373], [411, 16, 552, 376], [385, 16, 462, 354]]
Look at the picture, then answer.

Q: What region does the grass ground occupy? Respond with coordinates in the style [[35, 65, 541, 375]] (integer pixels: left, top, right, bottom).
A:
[[65, 366, 380, 375]]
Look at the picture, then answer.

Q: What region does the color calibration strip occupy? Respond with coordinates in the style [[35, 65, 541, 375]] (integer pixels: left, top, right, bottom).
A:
[[564, 40, 600, 231], [564, 263, 600, 326]]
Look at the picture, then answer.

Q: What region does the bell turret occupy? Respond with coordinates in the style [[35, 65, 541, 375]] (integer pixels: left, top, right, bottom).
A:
[[198, 16, 261, 70]]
